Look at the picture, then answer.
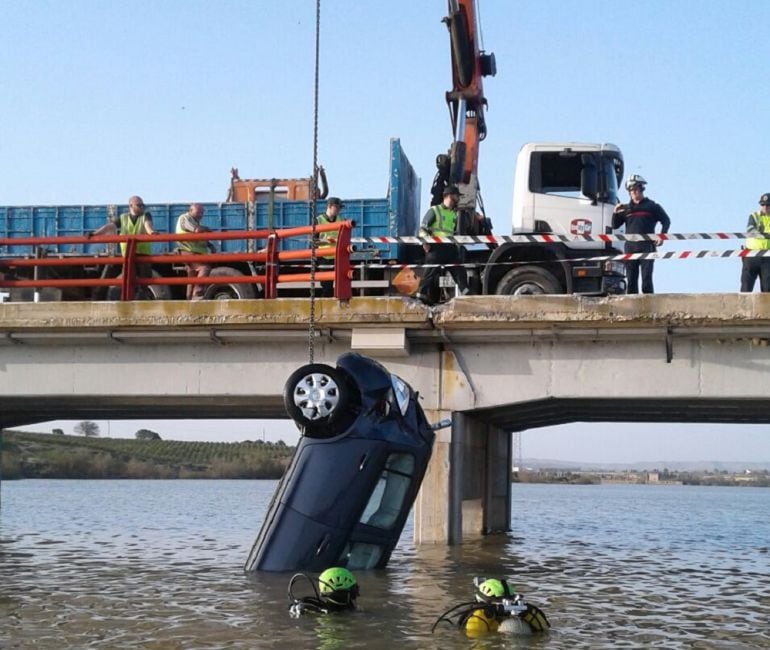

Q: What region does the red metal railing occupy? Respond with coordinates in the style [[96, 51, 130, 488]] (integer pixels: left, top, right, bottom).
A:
[[0, 221, 353, 301]]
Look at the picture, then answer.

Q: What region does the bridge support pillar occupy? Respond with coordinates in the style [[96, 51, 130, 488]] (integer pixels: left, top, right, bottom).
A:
[[414, 411, 511, 545], [482, 421, 512, 535], [413, 408, 453, 545]]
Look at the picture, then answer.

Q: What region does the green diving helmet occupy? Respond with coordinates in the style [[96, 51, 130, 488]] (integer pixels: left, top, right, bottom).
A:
[[476, 578, 513, 602], [318, 567, 359, 605]]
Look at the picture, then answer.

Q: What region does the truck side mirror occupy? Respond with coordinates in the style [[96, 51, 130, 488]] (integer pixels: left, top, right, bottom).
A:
[[431, 418, 452, 431], [580, 156, 598, 203]]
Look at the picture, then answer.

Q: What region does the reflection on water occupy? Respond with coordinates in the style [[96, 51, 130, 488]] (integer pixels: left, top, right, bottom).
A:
[[1, 480, 768, 648]]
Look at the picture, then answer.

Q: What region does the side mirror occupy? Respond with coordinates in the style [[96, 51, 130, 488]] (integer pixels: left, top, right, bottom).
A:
[[431, 418, 452, 431], [580, 155, 598, 203]]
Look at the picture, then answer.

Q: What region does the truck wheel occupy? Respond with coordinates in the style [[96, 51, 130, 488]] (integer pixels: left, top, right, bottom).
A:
[[283, 364, 359, 437], [203, 267, 258, 300], [495, 266, 563, 295], [106, 271, 173, 301], [142, 280, 173, 301]]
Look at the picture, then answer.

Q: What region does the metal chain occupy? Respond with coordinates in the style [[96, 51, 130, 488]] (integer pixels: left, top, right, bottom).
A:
[[308, 0, 321, 364]]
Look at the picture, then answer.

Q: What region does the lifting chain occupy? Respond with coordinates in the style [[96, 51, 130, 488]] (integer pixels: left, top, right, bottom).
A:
[[308, 0, 321, 364]]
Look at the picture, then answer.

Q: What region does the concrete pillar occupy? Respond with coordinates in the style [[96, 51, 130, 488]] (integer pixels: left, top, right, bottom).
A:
[[484, 424, 512, 534], [454, 412, 487, 542], [412, 348, 478, 545], [414, 411, 511, 544], [413, 408, 452, 545]]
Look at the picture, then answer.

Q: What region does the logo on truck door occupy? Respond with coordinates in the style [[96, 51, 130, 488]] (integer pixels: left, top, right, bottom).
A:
[[570, 219, 592, 235]]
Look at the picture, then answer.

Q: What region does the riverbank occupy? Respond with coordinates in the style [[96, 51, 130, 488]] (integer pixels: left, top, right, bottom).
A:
[[515, 468, 770, 487], [0, 430, 294, 479]]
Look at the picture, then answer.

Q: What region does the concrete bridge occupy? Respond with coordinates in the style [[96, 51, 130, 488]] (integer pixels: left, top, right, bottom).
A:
[[3, 294, 770, 544]]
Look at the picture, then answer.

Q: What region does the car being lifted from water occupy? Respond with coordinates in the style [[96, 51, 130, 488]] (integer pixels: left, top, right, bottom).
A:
[[245, 352, 436, 572]]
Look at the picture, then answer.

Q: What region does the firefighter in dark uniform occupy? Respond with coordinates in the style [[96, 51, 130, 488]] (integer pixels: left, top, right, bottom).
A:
[[612, 174, 671, 294]]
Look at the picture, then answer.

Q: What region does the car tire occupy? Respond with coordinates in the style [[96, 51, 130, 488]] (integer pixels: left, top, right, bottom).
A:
[[283, 364, 358, 437]]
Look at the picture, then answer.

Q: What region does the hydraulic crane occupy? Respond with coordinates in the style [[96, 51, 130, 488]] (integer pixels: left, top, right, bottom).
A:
[[431, 0, 496, 220]]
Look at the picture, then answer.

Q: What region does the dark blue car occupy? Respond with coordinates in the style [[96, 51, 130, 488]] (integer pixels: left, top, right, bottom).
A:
[[245, 353, 436, 572]]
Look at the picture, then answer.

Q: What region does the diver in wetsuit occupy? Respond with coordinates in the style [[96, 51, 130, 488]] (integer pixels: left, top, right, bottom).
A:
[[432, 577, 550, 636], [288, 567, 359, 617]]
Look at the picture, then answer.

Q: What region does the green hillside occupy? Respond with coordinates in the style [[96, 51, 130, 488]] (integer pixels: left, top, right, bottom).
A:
[[0, 430, 295, 479]]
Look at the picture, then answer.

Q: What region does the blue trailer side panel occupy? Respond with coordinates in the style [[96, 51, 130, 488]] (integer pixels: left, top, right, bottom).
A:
[[390, 137, 421, 249], [0, 139, 420, 259]]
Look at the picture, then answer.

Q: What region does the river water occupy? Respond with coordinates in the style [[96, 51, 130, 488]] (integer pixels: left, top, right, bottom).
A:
[[0, 480, 768, 649]]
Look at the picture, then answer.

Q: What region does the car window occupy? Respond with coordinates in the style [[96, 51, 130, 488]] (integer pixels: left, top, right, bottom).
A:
[[358, 453, 415, 530], [344, 542, 384, 570]]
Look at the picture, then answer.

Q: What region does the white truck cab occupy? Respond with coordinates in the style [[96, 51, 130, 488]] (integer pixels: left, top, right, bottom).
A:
[[473, 142, 626, 296], [512, 142, 624, 250]]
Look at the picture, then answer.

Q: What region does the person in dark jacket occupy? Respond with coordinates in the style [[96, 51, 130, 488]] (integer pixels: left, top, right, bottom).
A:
[[612, 175, 671, 294]]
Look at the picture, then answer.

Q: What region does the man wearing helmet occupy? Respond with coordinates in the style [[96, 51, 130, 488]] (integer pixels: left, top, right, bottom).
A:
[[314, 196, 344, 297], [413, 185, 470, 305], [432, 576, 550, 636], [287, 567, 359, 616], [740, 193, 770, 292], [612, 175, 671, 294]]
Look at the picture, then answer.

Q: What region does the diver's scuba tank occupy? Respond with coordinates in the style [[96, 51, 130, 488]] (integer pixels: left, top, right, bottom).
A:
[[431, 576, 550, 636]]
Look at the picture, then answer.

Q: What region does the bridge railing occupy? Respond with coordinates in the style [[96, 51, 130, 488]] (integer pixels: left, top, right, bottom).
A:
[[0, 221, 353, 301]]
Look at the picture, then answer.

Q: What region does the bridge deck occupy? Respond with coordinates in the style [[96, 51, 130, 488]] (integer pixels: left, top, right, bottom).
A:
[[3, 294, 770, 343], [2, 294, 770, 429]]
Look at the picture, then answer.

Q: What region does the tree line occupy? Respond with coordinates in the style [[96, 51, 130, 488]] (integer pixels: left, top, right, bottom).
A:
[[0, 430, 295, 480]]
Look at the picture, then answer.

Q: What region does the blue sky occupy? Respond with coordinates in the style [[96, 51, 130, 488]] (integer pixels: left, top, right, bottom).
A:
[[3, 1, 769, 462]]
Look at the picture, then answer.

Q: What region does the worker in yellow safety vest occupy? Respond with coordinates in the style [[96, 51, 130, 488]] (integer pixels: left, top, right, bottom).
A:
[[88, 195, 157, 296], [741, 192, 770, 292], [413, 185, 469, 305], [313, 196, 344, 297]]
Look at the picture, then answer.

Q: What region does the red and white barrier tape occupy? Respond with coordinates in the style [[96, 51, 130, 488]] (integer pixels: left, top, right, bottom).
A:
[[351, 232, 765, 245], [350, 248, 770, 270]]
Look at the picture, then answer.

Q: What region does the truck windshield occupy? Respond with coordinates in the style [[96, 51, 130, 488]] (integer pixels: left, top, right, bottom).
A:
[[529, 150, 622, 204]]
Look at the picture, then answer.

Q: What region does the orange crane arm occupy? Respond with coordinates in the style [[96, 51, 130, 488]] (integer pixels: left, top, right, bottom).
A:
[[431, 0, 496, 208]]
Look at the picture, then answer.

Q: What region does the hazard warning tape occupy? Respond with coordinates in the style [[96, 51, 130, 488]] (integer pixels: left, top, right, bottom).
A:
[[350, 232, 766, 245], [349, 247, 770, 270]]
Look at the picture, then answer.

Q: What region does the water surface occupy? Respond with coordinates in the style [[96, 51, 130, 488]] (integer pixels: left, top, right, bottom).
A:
[[1, 480, 768, 648]]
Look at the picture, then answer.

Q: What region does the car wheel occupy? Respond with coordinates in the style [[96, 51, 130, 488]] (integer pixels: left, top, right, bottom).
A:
[[495, 265, 562, 295], [283, 364, 357, 436]]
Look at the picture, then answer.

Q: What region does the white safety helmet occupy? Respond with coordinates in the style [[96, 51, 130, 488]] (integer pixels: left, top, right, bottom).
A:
[[625, 174, 647, 191]]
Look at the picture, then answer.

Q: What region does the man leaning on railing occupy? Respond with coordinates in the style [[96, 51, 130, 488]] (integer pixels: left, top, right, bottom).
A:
[[86, 194, 156, 298], [175, 202, 214, 300]]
